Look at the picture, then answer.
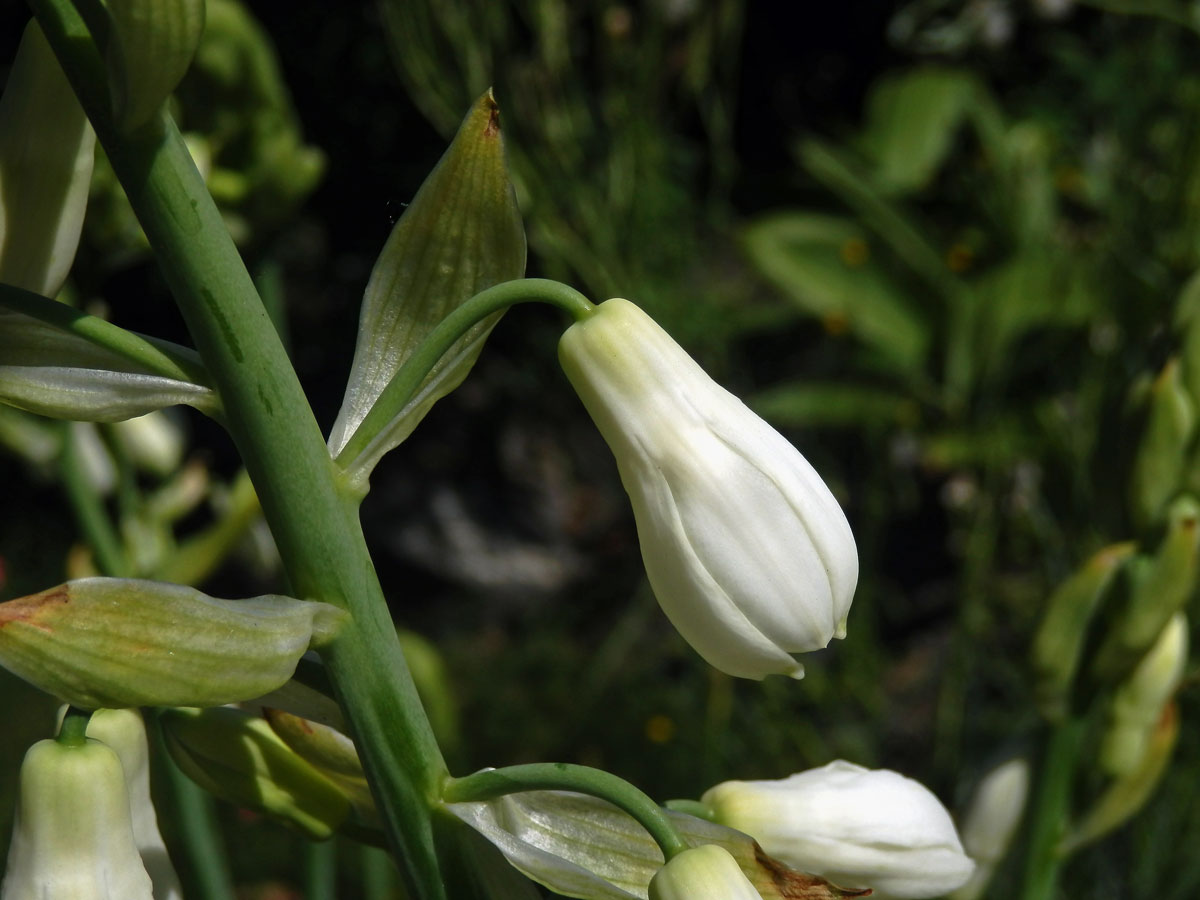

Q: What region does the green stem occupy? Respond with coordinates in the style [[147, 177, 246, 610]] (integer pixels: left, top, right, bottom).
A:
[[443, 763, 689, 861], [30, 3, 450, 897], [60, 423, 129, 576], [335, 278, 595, 473], [0, 282, 212, 388], [663, 799, 714, 821], [159, 739, 236, 900], [1020, 718, 1086, 900], [305, 838, 338, 900], [56, 706, 90, 747]]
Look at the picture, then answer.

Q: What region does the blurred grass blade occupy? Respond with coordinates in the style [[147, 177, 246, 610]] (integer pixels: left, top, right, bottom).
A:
[[0, 20, 95, 297], [750, 381, 919, 429], [329, 90, 526, 477]]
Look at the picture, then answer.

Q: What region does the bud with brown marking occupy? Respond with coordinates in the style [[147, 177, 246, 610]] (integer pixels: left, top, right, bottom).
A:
[[0, 577, 346, 709]]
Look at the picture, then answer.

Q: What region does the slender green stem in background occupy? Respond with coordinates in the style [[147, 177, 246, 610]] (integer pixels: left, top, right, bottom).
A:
[[1020, 717, 1086, 900], [60, 423, 129, 576], [336, 277, 595, 471], [362, 845, 402, 900], [443, 763, 689, 861], [663, 799, 715, 821], [305, 838, 338, 900], [56, 706, 90, 747], [157, 736, 236, 900], [29, 2, 450, 897], [0, 282, 212, 387]]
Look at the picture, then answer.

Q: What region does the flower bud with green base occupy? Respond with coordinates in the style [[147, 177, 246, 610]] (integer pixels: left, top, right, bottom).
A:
[[559, 298, 858, 680], [649, 845, 764, 900], [951, 758, 1029, 900], [1, 737, 153, 900], [703, 760, 974, 898]]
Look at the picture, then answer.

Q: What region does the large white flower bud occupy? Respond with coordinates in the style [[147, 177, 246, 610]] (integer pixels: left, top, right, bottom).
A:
[[702, 760, 974, 898], [558, 298, 858, 679], [649, 845, 764, 900]]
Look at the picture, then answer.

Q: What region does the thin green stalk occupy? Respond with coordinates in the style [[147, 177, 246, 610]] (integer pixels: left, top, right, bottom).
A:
[[56, 706, 90, 747], [336, 278, 595, 472], [30, 3, 450, 897], [60, 423, 129, 576], [159, 741, 237, 900], [305, 838, 338, 900], [443, 763, 689, 861], [1020, 718, 1086, 900], [0, 283, 211, 387]]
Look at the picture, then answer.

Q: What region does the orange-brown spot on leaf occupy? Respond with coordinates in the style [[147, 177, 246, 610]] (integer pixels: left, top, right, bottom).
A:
[[0, 585, 70, 632]]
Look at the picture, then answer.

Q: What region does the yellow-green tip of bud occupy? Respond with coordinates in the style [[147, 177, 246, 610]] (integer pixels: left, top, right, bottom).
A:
[[650, 845, 765, 900]]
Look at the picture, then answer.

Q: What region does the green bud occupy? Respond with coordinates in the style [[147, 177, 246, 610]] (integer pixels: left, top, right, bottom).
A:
[[650, 845, 764, 900], [75, 708, 183, 900], [1062, 702, 1180, 855], [0, 21, 95, 297], [1, 738, 153, 899], [328, 89, 526, 480], [0, 577, 346, 709], [107, 0, 207, 132], [263, 707, 376, 825], [1100, 613, 1188, 776], [1094, 497, 1200, 683], [160, 706, 351, 840], [1129, 359, 1195, 530], [1030, 542, 1135, 720]]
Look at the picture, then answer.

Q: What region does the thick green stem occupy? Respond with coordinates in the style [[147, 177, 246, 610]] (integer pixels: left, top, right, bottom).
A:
[[336, 278, 595, 473], [443, 763, 689, 861], [1020, 718, 1086, 900], [29, 2, 449, 897]]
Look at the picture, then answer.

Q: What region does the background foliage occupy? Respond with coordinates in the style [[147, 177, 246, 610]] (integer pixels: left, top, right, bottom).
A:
[[3, 0, 1200, 897]]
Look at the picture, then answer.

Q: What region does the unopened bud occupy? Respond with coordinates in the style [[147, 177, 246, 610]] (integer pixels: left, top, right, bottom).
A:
[[1, 738, 153, 899], [951, 759, 1029, 900], [1130, 358, 1195, 529], [1063, 703, 1180, 854], [650, 845, 764, 900], [0, 577, 346, 709], [264, 708, 376, 824], [1031, 542, 1134, 720], [1101, 613, 1188, 776], [160, 706, 350, 839]]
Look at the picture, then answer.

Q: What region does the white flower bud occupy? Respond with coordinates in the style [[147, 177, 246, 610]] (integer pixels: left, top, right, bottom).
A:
[[649, 845, 764, 900], [951, 758, 1029, 900], [702, 760, 974, 898], [559, 299, 858, 679], [1, 738, 154, 900]]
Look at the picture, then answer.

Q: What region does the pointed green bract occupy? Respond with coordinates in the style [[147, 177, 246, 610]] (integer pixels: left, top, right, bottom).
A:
[[107, 0, 207, 132], [0, 577, 346, 709], [329, 90, 526, 478], [0, 21, 95, 297]]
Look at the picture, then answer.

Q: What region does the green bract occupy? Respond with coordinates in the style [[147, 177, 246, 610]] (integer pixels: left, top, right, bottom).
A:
[[0, 21, 95, 298], [107, 0, 207, 132], [0, 577, 346, 708], [160, 706, 351, 840], [329, 90, 526, 481]]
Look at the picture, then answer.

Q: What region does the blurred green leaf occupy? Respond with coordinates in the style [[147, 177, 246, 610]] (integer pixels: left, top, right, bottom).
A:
[[750, 381, 919, 429], [859, 66, 980, 196], [743, 212, 930, 372]]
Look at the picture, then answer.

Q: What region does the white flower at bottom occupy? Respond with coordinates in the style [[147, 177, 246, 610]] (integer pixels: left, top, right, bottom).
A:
[[702, 760, 974, 899], [558, 298, 858, 679], [649, 844, 763, 900]]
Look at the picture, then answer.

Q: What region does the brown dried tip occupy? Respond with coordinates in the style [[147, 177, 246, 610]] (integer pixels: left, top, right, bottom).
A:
[[483, 87, 501, 136], [0, 585, 69, 632], [756, 845, 872, 899]]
